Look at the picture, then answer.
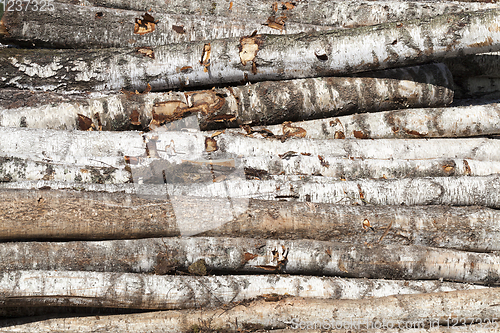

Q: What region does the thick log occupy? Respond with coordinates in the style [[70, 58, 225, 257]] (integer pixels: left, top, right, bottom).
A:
[[0, 2, 328, 48], [1, 9, 500, 92], [2, 288, 500, 332], [56, 0, 499, 27], [227, 102, 500, 139], [3, 128, 500, 168], [0, 64, 454, 131], [0, 271, 484, 310], [1, 237, 500, 284], [3, 189, 500, 252]]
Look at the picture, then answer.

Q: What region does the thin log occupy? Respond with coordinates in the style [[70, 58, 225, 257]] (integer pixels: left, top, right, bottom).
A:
[[0, 271, 485, 310], [1, 237, 500, 284], [2, 288, 500, 332], [3, 189, 500, 253], [55, 0, 499, 27], [0, 64, 454, 131], [1, 9, 500, 92], [224, 102, 500, 139], [0, 3, 328, 48], [2, 174, 500, 208], [3, 155, 500, 184]]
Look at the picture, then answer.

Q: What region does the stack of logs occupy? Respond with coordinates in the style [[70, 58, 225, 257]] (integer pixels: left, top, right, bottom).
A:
[[2, 0, 500, 332]]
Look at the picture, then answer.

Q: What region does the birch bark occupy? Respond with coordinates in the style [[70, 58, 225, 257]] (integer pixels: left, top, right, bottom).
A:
[[0, 64, 454, 131], [1, 9, 500, 92], [227, 102, 500, 139], [2, 288, 500, 332], [0, 271, 485, 310], [1, 237, 500, 284], [0, 2, 328, 48]]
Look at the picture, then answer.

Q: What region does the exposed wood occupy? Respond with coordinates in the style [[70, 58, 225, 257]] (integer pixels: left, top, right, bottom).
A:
[[1, 237, 500, 284], [225, 101, 500, 139], [2, 288, 500, 332], [0, 2, 329, 48], [0, 64, 454, 131], [2, 9, 500, 92], [56, 0, 499, 27], [3, 189, 500, 252], [0, 271, 485, 310]]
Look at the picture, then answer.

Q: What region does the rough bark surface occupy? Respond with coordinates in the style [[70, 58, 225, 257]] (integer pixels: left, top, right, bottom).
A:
[[0, 64, 454, 131], [0, 2, 329, 48], [2, 288, 500, 332], [226, 101, 500, 139], [1, 9, 500, 92], [3, 189, 500, 252], [56, 0, 499, 27], [0, 271, 484, 310], [1, 237, 500, 284]]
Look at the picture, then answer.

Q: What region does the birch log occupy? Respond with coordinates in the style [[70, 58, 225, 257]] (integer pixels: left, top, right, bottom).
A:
[[3, 289, 500, 332], [3, 175, 500, 207], [2, 237, 500, 284], [56, 0, 499, 27], [3, 128, 500, 168], [0, 63, 454, 131], [4, 188, 500, 253], [227, 102, 500, 139], [0, 271, 485, 310], [0, 3, 329, 48], [4, 154, 500, 184], [1, 9, 500, 92]]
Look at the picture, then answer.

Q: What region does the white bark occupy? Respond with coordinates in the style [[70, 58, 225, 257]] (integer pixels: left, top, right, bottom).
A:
[[2, 128, 500, 169], [0, 271, 485, 310], [3, 288, 500, 332], [2, 175, 500, 208], [224, 102, 500, 139], [0, 2, 329, 48], [58, 0, 500, 28], [2, 8, 500, 91], [243, 157, 500, 178], [0, 63, 454, 131], [1, 237, 500, 284]]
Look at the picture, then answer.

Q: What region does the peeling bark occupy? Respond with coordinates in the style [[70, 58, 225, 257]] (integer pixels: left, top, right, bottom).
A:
[[1, 9, 500, 92], [56, 0, 499, 28], [0, 271, 484, 310], [0, 2, 329, 48], [1, 237, 500, 284], [0, 64, 454, 131], [223, 102, 500, 139], [2, 288, 500, 332]]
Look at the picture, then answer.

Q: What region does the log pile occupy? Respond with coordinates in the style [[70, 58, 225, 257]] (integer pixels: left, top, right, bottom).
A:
[[1, 1, 500, 332]]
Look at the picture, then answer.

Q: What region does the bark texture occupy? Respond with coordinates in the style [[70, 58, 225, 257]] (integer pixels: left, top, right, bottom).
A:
[[227, 101, 500, 139], [0, 271, 484, 310], [56, 0, 499, 27], [2, 288, 500, 332], [0, 64, 454, 131], [1, 237, 500, 284], [1, 9, 500, 92], [3, 128, 500, 168], [3, 189, 500, 252], [0, 2, 329, 48]]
